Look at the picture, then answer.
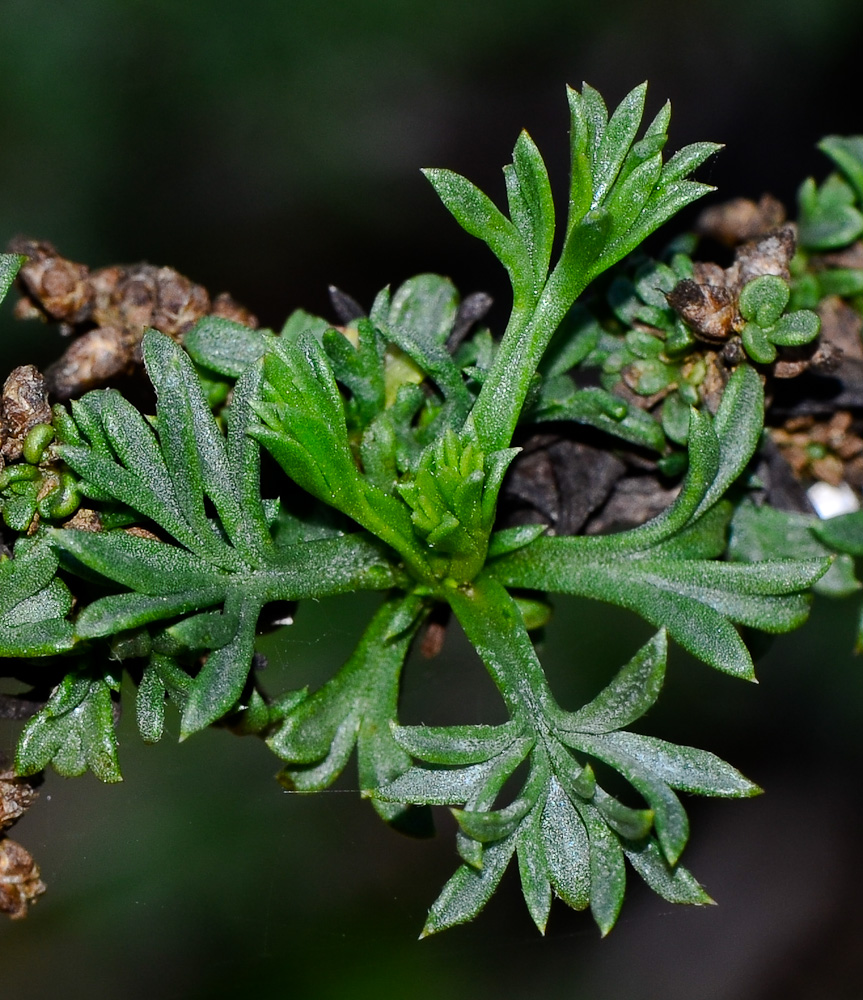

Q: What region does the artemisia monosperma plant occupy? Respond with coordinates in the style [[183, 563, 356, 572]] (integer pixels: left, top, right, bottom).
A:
[[4, 82, 860, 936]]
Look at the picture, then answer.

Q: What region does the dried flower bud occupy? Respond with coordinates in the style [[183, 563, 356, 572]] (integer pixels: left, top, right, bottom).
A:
[[211, 292, 259, 329], [12, 296, 44, 322], [1, 366, 52, 461], [696, 194, 787, 247], [8, 239, 259, 398], [667, 229, 797, 347], [8, 237, 93, 323], [89, 264, 210, 341], [0, 770, 38, 832], [45, 326, 138, 400], [0, 839, 46, 919], [666, 270, 738, 343], [151, 267, 211, 337], [732, 226, 796, 288]]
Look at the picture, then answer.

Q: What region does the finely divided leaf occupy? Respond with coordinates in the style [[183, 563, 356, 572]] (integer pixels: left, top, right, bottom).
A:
[[0, 541, 74, 655], [590, 732, 759, 797], [623, 838, 712, 905], [507, 130, 555, 291], [422, 168, 531, 302], [421, 834, 518, 938], [561, 630, 666, 734], [16, 669, 122, 782], [271, 595, 425, 823]]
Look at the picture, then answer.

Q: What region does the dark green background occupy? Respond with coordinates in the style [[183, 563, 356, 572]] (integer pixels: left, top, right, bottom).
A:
[[2, 2, 863, 997]]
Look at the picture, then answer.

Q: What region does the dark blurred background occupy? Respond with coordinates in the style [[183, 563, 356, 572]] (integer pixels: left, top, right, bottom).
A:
[[2, 1, 863, 997]]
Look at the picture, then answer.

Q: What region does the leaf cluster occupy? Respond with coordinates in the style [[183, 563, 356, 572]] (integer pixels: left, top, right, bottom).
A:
[[0, 86, 851, 939]]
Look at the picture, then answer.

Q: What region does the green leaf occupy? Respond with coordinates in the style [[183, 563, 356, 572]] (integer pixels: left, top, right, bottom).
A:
[[813, 509, 863, 556], [662, 392, 692, 445], [818, 135, 863, 206], [53, 527, 224, 596], [566, 85, 593, 228], [180, 591, 261, 737], [517, 805, 553, 933], [396, 429, 516, 580], [0, 541, 75, 656], [741, 322, 777, 364], [587, 732, 759, 797], [561, 630, 667, 734], [323, 321, 386, 428], [490, 363, 816, 676], [738, 275, 790, 326], [16, 669, 122, 782], [0, 253, 25, 304], [44, 328, 404, 748], [391, 720, 524, 765], [797, 174, 863, 250], [253, 332, 429, 577], [378, 736, 533, 807], [576, 799, 626, 936], [767, 310, 820, 347], [422, 168, 531, 303], [183, 317, 274, 377], [541, 776, 590, 912], [280, 308, 333, 343], [420, 834, 518, 938], [593, 787, 654, 840], [566, 732, 689, 865], [53, 526, 399, 639], [487, 524, 547, 560], [591, 82, 647, 207], [490, 363, 821, 674], [730, 500, 858, 598], [271, 595, 425, 824], [146, 332, 273, 566], [380, 576, 739, 932], [693, 364, 764, 519], [539, 304, 602, 378], [530, 381, 666, 452], [623, 837, 712, 905], [453, 83, 718, 457], [492, 544, 825, 677], [506, 130, 555, 291], [378, 276, 471, 422], [388, 274, 460, 349], [136, 654, 190, 744], [660, 142, 723, 185]]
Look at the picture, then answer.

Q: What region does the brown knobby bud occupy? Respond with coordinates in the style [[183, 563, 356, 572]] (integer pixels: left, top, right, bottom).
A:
[[89, 263, 210, 341], [667, 228, 797, 347], [666, 264, 738, 344], [211, 292, 259, 329], [7, 237, 93, 324], [732, 226, 795, 288], [696, 194, 787, 248], [45, 326, 139, 400], [0, 839, 46, 919], [0, 365, 52, 462], [0, 770, 38, 832], [7, 239, 259, 399]]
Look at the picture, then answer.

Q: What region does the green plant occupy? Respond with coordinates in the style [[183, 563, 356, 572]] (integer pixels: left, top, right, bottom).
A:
[[2, 81, 862, 937]]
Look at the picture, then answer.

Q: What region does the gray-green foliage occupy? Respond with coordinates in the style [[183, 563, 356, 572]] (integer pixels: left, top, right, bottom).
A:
[[0, 83, 854, 937]]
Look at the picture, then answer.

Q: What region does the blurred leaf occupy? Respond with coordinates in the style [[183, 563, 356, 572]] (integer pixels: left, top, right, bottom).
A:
[[16, 668, 121, 782]]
